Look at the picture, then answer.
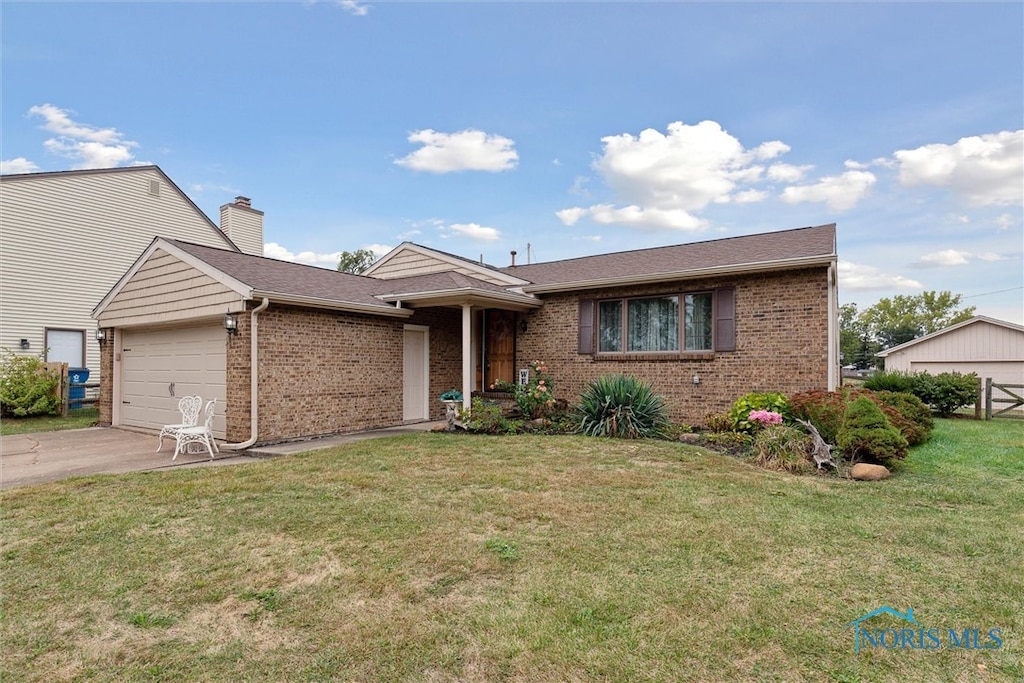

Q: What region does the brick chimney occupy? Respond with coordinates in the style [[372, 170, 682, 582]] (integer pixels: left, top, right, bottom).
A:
[[219, 196, 264, 256]]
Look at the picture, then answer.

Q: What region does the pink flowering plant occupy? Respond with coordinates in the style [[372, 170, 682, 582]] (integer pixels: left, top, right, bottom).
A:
[[492, 360, 557, 419], [748, 410, 784, 428], [728, 391, 791, 433]]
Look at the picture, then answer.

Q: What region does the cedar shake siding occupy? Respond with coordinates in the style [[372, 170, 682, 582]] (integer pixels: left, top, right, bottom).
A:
[[515, 268, 831, 425]]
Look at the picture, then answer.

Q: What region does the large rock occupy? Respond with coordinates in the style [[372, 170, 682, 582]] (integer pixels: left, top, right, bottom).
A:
[[850, 463, 890, 481]]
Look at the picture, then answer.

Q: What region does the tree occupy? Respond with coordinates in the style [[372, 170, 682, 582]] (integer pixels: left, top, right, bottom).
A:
[[337, 249, 377, 275], [858, 291, 975, 351], [839, 303, 881, 369]]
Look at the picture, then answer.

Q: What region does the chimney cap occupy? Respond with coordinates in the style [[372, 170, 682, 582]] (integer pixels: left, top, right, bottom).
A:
[[234, 196, 252, 207]]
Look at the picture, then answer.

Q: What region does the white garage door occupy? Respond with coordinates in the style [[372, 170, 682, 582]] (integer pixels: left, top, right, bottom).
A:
[[121, 325, 227, 438]]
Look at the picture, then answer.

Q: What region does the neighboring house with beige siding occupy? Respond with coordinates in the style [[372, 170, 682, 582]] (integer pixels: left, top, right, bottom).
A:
[[877, 316, 1024, 387], [94, 224, 839, 447], [0, 166, 263, 385]]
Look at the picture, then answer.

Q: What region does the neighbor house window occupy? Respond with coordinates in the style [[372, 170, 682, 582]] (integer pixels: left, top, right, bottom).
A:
[[594, 291, 716, 353]]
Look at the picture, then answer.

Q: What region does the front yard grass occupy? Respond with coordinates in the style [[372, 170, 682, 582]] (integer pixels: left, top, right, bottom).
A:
[[0, 408, 99, 435], [1, 418, 1021, 681]]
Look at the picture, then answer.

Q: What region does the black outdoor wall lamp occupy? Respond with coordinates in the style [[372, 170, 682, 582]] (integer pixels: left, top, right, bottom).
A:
[[519, 319, 528, 334], [95, 328, 107, 344], [224, 310, 239, 336]]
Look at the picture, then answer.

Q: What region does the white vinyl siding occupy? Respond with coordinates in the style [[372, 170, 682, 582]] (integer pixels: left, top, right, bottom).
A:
[[881, 320, 1024, 387], [0, 168, 235, 383], [120, 325, 226, 438]]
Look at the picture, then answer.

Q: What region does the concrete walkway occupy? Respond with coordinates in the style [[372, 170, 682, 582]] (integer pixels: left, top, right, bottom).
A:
[[0, 422, 442, 490]]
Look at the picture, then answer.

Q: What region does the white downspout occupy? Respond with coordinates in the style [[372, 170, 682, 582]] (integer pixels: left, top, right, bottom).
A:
[[220, 297, 269, 451], [827, 263, 838, 391]]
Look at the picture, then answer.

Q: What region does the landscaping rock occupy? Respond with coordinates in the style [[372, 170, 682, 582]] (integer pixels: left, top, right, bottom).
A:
[[850, 463, 890, 481]]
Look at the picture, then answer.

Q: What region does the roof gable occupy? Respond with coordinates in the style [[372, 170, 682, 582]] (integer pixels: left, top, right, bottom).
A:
[[0, 165, 240, 252], [366, 242, 528, 286], [877, 316, 1024, 357]]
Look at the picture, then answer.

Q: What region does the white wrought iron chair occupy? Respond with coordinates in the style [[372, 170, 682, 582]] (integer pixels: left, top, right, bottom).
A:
[[157, 395, 203, 452], [172, 398, 219, 460]]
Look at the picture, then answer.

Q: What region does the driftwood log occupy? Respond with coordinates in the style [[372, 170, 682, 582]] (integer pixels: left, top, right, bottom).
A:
[[796, 418, 837, 469]]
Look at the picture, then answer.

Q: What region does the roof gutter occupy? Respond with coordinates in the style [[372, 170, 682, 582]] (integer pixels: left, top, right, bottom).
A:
[[250, 290, 414, 318], [219, 297, 269, 451], [519, 255, 836, 294], [375, 288, 542, 309]]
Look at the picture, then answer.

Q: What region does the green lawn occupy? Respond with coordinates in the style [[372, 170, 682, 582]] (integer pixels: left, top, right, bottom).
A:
[[0, 408, 99, 435], [2, 419, 1021, 682]]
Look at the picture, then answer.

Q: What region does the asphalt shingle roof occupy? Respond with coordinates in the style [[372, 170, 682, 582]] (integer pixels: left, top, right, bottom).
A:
[[496, 224, 836, 287], [167, 223, 836, 310]]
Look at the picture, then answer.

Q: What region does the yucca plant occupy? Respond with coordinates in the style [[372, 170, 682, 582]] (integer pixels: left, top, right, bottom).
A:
[[576, 374, 670, 439]]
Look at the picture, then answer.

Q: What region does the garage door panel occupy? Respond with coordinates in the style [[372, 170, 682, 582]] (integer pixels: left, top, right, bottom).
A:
[[121, 326, 227, 439]]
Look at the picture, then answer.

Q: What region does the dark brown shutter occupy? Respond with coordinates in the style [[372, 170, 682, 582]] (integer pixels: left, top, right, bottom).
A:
[[578, 299, 595, 354], [714, 287, 735, 352]]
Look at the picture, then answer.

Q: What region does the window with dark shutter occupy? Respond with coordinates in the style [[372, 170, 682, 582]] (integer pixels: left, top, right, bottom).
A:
[[578, 299, 595, 354], [714, 287, 735, 352]]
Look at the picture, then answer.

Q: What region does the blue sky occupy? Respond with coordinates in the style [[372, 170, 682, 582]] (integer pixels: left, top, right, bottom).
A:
[[3, 1, 1022, 323]]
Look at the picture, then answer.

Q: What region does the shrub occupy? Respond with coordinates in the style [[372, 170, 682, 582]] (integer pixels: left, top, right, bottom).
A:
[[871, 390, 933, 446], [862, 370, 919, 394], [865, 370, 979, 416], [916, 372, 979, 417], [751, 424, 814, 474], [492, 360, 557, 419], [836, 396, 909, 466], [789, 390, 848, 444], [728, 392, 790, 433], [459, 397, 521, 434], [702, 412, 734, 433], [0, 350, 61, 418], [576, 374, 670, 439]]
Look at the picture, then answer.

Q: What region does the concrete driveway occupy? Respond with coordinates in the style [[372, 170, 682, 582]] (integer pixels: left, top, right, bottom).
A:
[[0, 422, 441, 490], [0, 427, 258, 490]]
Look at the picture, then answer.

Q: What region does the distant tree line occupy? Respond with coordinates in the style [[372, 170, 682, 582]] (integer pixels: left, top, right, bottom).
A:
[[840, 291, 975, 369]]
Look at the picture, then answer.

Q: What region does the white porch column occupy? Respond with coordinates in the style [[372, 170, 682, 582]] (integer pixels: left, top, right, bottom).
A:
[[462, 304, 473, 410]]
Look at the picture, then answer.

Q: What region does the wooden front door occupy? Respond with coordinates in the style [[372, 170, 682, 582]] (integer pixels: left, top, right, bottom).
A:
[[485, 310, 515, 388]]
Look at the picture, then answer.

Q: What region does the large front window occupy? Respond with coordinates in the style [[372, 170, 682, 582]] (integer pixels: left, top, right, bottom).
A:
[[598, 292, 713, 353]]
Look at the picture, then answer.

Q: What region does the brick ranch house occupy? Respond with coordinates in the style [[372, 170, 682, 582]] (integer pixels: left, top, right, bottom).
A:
[[92, 223, 839, 447]]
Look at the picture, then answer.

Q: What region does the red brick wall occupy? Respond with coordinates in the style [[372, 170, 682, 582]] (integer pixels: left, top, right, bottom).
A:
[[514, 268, 833, 425], [96, 333, 114, 426], [224, 303, 463, 444]]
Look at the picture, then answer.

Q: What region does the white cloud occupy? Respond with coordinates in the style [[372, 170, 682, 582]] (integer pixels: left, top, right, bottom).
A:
[[447, 222, 501, 241], [555, 207, 589, 226], [733, 189, 767, 204], [838, 260, 924, 291], [976, 252, 1007, 262], [995, 213, 1017, 231], [29, 104, 138, 169], [394, 129, 518, 173], [337, 0, 370, 15], [569, 175, 591, 197], [894, 130, 1024, 206], [779, 170, 876, 211], [593, 120, 780, 211], [560, 120, 788, 230], [557, 204, 705, 231], [917, 249, 972, 267], [767, 163, 813, 182], [0, 157, 39, 174], [263, 242, 343, 269]]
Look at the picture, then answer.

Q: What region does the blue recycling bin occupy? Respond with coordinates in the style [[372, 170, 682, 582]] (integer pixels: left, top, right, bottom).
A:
[[69, 368, 90, 409]]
